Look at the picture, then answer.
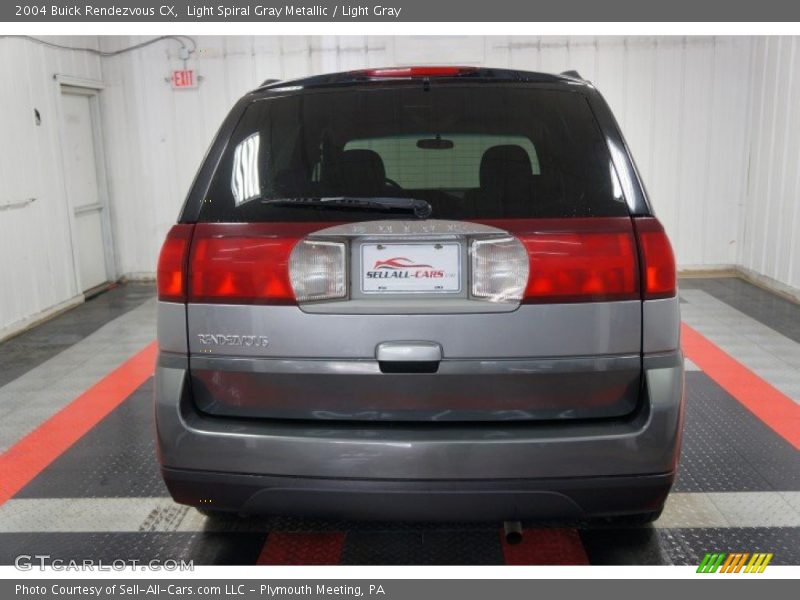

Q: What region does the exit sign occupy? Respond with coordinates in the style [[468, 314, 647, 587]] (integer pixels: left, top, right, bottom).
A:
[[171, 70, 197, 89]]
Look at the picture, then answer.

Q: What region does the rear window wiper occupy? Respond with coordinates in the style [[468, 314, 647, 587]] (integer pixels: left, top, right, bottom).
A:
[[260, 196, 432, 219]]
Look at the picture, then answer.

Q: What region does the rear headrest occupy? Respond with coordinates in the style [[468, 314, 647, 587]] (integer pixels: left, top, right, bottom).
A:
[[479, 145, 532, 190], [332, 149, 386, 196]]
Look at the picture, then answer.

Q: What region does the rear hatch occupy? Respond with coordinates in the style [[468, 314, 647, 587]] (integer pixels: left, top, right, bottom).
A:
[[159, 72, 674, 422]]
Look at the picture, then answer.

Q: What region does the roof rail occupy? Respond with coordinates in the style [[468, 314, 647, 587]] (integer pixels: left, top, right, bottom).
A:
[[560, 70, 583, 80]]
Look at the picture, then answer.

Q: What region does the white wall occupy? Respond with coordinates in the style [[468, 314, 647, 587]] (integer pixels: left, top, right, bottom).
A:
[[0, 36, 103, 336], [739, 37, 800, 295], [98, 35, 754, 279], [493, 36, 752, 271]]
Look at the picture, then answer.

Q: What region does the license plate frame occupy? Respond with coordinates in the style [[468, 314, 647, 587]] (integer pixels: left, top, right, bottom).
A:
[[360, 242, 462, 294]]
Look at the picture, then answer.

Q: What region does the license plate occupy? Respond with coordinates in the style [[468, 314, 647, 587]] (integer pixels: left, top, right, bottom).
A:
[[361, 243, 461, 294]]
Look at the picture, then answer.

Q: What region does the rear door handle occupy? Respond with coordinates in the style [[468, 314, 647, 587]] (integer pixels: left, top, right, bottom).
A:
[[376, 341, 442, 362]]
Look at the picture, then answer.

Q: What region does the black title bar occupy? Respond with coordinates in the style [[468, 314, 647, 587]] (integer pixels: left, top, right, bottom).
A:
[[4, 0, 800, 22]]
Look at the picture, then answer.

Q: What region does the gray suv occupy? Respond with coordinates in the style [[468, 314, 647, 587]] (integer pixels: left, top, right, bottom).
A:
[[155, 66, 684, 522]]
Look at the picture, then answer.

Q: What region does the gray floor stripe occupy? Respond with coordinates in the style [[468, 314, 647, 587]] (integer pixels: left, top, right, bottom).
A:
[[680, 289, 800, 403], [0, 299, 157, 452], [0, 283, 154, 388], [680, 277, 800, 346]]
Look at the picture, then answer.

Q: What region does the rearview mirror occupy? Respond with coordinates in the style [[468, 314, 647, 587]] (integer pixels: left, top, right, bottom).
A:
[[417, 136, 454, 150]]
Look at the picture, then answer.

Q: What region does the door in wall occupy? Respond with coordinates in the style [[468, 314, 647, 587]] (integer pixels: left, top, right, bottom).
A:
[[59, 86, 111, 293]]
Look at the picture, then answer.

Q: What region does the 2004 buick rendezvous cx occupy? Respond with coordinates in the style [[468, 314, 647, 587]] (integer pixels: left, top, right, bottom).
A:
[[155, 66, 684, 523]]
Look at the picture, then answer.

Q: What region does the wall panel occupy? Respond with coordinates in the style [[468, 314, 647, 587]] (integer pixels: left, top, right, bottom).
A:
[[740, 36, 800, 294], [0, 36, 103, 336]]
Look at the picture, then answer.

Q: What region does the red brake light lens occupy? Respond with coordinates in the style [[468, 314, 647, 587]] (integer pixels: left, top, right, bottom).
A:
[[633, 217, 677, 299], [361, 66, 477, 78], [157, 224, 194, 302], [485, 218, 640, 304], [187, 223, 336, 305]]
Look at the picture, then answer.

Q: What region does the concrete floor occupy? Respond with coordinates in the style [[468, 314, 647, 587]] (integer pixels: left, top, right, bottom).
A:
[[0, 278, 798, 565]]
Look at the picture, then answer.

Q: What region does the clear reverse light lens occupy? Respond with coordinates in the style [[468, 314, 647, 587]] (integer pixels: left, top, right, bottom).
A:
[[471, 237, 529, 302], [289, 240, 347, 302]]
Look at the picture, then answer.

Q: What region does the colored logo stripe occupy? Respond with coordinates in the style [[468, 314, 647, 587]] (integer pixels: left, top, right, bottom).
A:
[[697, 553, 726, 573], [697, 552, 773, 573], [745, 553, 773, 573]]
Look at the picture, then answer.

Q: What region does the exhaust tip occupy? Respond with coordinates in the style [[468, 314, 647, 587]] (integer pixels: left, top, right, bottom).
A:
[[503, 520, 523, 545]]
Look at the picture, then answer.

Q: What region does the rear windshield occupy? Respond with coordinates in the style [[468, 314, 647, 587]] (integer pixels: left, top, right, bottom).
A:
[[199, 85, 628, 222]]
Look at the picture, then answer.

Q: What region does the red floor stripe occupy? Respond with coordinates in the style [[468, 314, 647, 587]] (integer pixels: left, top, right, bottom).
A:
[[0, 341, 158, 505], [256, 531, 346, 565], [501, 528, 589, 565], [681, 323, 800, 450]]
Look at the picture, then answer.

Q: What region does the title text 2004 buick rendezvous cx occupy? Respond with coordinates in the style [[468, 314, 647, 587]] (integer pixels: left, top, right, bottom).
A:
[[155, 66, 684, 523]]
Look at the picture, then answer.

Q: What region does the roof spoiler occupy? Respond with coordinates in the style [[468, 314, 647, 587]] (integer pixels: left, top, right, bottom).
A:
[[560, 70, 584, 80], [252, 68, 586, 92]]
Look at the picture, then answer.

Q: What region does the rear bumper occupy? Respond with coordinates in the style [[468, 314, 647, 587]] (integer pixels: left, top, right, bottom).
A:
[[162, 468, 674, 521], [155, 351, 684, 518]]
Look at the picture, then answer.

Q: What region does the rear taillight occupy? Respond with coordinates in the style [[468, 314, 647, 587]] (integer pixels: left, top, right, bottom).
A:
[[175, 218, 666, 306], [633, 217, 677, 299], [187, 223, 341, 305], [471, 237, 529, 302], [189, 226, 295, 304], [157, 224, 194, 302], [487, 218, 640, 304], [289, 240, 347, 302]]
